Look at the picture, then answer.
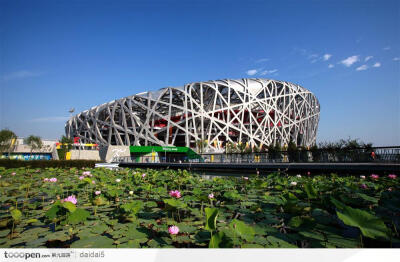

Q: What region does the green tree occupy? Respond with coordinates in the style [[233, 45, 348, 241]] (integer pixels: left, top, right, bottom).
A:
[[287, 140, 298, 162], [196, 139, 208, 154], [24, 135, 43, 159], [238, 142, 247, 154], [0, 129, 17, 158]]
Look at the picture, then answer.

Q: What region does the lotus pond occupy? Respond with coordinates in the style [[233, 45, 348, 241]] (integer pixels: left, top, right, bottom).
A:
[[0, 167, 399, 248]]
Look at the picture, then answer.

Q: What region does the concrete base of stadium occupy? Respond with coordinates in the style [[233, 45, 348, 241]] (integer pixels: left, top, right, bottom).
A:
[[118, 162, 400, 174]]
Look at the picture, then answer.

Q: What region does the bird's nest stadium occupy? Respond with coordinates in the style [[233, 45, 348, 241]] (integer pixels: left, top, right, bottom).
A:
[[65, 78, 320, 153]]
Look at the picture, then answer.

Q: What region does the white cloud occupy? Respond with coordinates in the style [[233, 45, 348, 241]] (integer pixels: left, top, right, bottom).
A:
[[383, 46, 391, 51], [328, 64, 334, 68], [260, 69, 278, 75], [340, 55, 359, 67], [356, 65, 368, 71], [255, 58, 269, 63], [308, 54, 318, 59], [373, 62, 381, 68], [393, 57, 400, 61], [29, 116, 70, 122], [1, 70, 43, 81], [323, 54, 332, 61], [364, 56, 373, 62], [246, 69, 258, 76]]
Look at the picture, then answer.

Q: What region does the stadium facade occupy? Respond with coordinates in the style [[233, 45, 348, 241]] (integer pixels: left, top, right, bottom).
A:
[[65, 78, 320, 153]]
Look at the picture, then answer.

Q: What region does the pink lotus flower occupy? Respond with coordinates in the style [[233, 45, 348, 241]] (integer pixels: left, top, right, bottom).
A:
[[95, 191, 101, 195], [208, 193, 214, 199], [49, 178, 57, 182], [370, 174, 379, 179], [360, 175, 366, 179], [168, 225, 179, 235], [91, 180, 96, 184], [169, 190, 181, 198], [243, 177, 249, 180], [83, 171, 91, 176], [388, 174, 397, 179], [307, 171, 311, 176], [11, 172, 16, 176], [142, 173, 146, 178], [79, 176, 84, 180], [388, 187, 393, 192], [43, 178, 49, 182], [64, 195, 77, 205], [360, 184, 368, 189]]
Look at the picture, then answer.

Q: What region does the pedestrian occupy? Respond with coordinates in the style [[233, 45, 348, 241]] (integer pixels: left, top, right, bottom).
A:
[[371, 151, 376, 161]]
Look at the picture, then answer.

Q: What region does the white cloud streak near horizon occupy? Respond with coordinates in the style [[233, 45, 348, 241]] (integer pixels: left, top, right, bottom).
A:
[[260, 69, 278, 75], [365, 56, 373, 62], [373, 62, 381, 67], [341, 56, 360, 67], [356, 65, 368, 71], [246, 69, 258, 76], [1, 70, 43, 81], [255, 58, 269, 63], [328, 64, 334, 68]]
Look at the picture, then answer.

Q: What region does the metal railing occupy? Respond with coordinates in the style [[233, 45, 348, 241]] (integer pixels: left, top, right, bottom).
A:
[[116, 146, 400, 164]]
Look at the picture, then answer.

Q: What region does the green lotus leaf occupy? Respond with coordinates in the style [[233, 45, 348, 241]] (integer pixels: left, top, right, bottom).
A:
[[117, 239, 141, 248], [163, 198, 187, 210], [356, 193, 378, 204], [47, 231, 71, 242], [176, 223, 197, 234], [126, 227, 147, 240], [25, 237, 48, 248], [71, 235, 115, 248], [288, 216, 304, 228], [204, 208, 219, 232], [263, 195, 286, 205], [336, 206, 389, 240], [0, 229, 10, 238], [25, 218, 39, 224], [90, 223, 109, 234], [121, 200, 144, 215], [266, 236, 297, 248], [10, 209, 22, 221], [304, 183, 318, 199], [62, 201, 77, 213], [229, 219, 255, 242], [93, 196, 108, 206], [298, 230, 325, 241], [209, 231, 223, 248], [67, 208, 90, 224]]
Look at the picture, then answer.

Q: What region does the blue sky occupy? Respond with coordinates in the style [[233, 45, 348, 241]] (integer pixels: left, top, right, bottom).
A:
[[1, 0, 399, 146]]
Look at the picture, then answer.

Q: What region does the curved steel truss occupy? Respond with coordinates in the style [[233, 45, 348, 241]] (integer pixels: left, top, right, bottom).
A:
[[66, 78, 320, 152]]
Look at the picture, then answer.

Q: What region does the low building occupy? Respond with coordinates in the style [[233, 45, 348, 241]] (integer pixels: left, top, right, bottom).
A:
[[1, 138, 58, 160]]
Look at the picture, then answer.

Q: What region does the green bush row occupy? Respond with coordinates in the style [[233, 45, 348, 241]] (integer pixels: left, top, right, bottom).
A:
[[0, 159, 99, 169]]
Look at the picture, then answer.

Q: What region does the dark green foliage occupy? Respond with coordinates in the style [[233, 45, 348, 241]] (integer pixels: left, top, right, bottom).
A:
[[0, 159, 99, 168]]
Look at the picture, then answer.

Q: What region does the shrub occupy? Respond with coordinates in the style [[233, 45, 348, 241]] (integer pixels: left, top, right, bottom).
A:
[[0, 159, 99, 169]]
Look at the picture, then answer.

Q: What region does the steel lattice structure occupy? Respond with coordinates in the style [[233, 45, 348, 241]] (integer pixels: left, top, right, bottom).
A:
[[66, 78, 320, 152]]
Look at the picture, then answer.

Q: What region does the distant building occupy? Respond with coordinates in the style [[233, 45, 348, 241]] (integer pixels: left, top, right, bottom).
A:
[[1, 138, 58, 160], [66, 78, 320, 153]]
